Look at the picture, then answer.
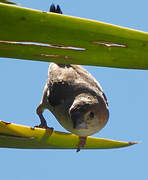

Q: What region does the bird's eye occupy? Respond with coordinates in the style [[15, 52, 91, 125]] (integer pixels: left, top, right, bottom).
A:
[[89, 112, 94, 119]]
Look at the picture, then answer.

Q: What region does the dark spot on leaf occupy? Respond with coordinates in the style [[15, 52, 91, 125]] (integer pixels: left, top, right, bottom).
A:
[[0, 133, 35, 140], [36, 54, 75, 61], [142, 42, 147, 47], [20, 17, 26, 21], [0, 46, 11, 50], [1, 121, 11, 125]]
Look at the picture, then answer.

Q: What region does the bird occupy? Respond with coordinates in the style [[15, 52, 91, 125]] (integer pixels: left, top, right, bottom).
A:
[[36, 4, 109, 152]]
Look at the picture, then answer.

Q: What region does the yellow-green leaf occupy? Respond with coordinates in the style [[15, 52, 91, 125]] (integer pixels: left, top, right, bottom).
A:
[[0, 3, 148, 69], [0, 120, 137, 150]]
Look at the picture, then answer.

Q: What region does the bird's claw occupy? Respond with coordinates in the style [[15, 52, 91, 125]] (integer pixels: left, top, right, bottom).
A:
[[34, 124, 54, 135], [34, 122, 48, 129]]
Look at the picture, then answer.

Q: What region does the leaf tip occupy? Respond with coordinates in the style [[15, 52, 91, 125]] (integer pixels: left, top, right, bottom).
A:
[[128, 141, 140, 146]]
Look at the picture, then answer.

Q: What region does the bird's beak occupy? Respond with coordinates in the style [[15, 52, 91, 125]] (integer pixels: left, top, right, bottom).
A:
[[70, 110, 88, 129], [72, 116, 87, 129], [75, 121, 87, 129]]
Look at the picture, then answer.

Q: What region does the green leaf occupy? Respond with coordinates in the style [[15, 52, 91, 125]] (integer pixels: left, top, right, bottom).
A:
[[0, 120, 137, 150], [0, 3, 148, 69]]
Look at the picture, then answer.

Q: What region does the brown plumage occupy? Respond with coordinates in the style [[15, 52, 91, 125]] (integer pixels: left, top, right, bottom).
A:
[[36, 5, 109, 151], [36, 63, 109, 151]]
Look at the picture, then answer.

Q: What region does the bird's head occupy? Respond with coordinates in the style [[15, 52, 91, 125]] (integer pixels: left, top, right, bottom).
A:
[[69, 93, 109, 136]]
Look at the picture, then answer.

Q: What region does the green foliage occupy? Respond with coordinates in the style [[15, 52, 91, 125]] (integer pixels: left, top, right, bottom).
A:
[[0, 3, 148, 69], [0, 121, 137, 150], [0, 3, 139, 150]]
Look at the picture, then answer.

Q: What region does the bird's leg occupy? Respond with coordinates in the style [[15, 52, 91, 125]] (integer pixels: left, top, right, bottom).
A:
[[36, 104, 48, 128], [35, 104, 54, 134], [77, 136, 87, 152]]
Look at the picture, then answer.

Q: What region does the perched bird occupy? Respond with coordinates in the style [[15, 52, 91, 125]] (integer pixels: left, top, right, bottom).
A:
[[36, 4, 109, 151]]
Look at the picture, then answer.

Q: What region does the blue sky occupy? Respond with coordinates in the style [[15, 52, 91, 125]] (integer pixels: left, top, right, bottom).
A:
[[0, 0, 148, 179]]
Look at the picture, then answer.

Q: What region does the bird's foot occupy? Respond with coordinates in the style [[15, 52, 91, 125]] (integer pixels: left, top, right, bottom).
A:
[[50, 4, 62, 14], [34, 123, 54, 136], [77, 136, 87, 152], [35, 121, 48, 128]]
